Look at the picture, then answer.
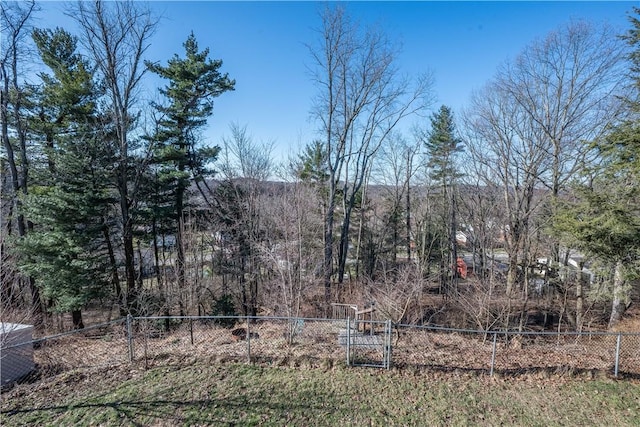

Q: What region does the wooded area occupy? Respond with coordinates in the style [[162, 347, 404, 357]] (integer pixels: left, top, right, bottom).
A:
[[2, 1, 640, 333]]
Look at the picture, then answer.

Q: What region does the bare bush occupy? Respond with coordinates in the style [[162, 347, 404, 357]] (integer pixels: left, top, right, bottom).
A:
[[363, 263, 425, 325]]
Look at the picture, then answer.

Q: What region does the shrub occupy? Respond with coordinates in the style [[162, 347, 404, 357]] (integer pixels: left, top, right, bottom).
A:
[[211, 294, 237, 328]]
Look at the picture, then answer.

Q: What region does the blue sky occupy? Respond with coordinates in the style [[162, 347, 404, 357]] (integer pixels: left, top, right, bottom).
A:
[[41, 1, 636, 161]]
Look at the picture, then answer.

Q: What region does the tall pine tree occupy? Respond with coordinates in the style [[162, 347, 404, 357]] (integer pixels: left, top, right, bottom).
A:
[[421, 105, 464, 294], [18, 28, 114, 328], [146, 33, 234, 308]]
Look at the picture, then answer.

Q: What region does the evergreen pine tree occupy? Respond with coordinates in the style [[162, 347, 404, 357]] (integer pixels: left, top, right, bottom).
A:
[[146, 33, 234, 299], [423, 105, 464, 294], [17, 28, 114, 328]]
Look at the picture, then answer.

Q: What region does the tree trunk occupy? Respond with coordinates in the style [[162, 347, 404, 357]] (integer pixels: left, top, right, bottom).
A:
[[118, 157, 136, 314], [71, 310, 84, 329], [353, 177, 369, 280], [576, 266, 584, 333], [336, 210, 351, 286], [122, 203, 137, 314], [136, 240, 144, 289], [505, 218, 522, 297], [449, 188, 458, 294], [1, 28, 44, 324], [406, 179, 411, 262], [103, 224, 124, 315], [323, 185, 336, 306], [608, 260, 628, 329], [176, 180, 186, 291]]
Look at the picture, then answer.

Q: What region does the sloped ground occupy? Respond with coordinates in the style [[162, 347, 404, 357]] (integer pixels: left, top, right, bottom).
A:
[[2, 363, 640, 426], [2, 317, 640, 425]]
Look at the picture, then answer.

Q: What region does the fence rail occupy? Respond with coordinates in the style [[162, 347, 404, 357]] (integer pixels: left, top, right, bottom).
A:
[[2, 316, 639, 390]]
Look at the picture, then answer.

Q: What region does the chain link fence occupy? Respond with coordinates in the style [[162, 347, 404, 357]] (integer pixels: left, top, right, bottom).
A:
[[1, 319, 129, 388], [2, 316, 639, 390], [392, 325, 640, 377], [129, 316, 346, 369]]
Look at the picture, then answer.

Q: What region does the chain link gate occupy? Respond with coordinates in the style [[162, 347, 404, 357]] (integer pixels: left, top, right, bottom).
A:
[[343, 318, 392, 369]]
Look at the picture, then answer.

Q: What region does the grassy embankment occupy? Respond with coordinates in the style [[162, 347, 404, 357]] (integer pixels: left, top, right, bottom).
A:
[[2, 362, 639, 426]]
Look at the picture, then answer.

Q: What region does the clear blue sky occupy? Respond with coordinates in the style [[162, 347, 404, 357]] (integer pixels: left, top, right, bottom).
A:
[[41, 1, 636, 161]]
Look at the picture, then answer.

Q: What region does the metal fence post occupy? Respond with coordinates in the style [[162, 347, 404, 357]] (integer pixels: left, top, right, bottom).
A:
[[385, 320, 392, 370], [190, 319, 194, 345], [346, 317, 351, 366], [246, 316, 251, 364], [614, 333, 622, 377], [490, 332, 497, 376], [127, 314, 134, 363]]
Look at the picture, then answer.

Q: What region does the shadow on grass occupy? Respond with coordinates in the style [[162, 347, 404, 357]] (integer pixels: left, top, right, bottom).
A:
[[1, 392, 350, 426]]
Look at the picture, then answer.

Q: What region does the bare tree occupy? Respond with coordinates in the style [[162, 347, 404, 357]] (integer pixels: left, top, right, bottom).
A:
[[466, 82, 546, 298], [363, 263, 425, 345], [68, 0, 157, 314], [211, 123, 274, 317], [501, 21, 628, 262], [220, 123, 273, 182], [464, 20, 627, 305], [259, 167, 323, 337], [456, 157, 506, 282], [308, 5, 433, 305], [365, 132, 422, 275]]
